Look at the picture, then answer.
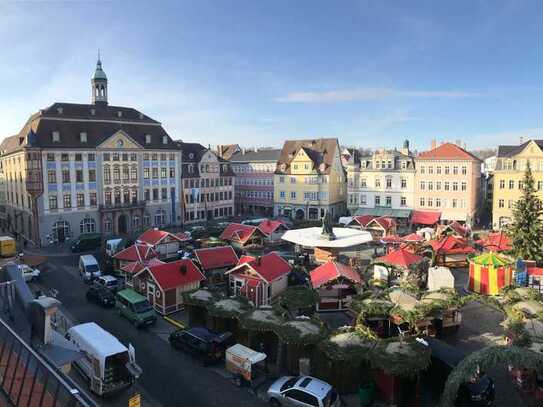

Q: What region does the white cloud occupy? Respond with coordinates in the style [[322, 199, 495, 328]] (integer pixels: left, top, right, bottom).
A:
[[276, 87, 480, 103]]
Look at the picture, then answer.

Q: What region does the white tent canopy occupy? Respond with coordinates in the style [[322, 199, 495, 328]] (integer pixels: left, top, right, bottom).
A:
[[281, 227, 373, 248]]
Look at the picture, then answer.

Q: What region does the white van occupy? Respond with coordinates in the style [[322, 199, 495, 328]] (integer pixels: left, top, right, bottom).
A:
[[79, 254, 102, 283], [66, 322, 142, 395]]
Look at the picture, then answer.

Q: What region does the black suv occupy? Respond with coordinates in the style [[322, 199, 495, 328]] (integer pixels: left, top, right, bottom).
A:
[[86, 285, 115, 307], [169, 327, 232, 366]]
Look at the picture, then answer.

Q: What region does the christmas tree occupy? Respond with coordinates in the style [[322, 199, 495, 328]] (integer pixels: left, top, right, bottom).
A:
[[509, 162, 543, 262]]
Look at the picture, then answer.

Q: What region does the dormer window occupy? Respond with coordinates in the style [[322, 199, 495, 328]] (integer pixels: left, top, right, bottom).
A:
[[52, 131, 60, 142], [162, 136, 168, 145], [145, 135, 151, 144], [117, 111, 123, 118], [116, 139, 124, 148], [80, 132, 87, 143], [56, 107, 63, 114]]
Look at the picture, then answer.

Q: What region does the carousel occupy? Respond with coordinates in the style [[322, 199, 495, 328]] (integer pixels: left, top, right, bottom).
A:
[[281, 212, 373, 263]]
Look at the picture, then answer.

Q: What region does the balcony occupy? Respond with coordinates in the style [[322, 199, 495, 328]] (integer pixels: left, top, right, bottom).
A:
[[99, 200, 146, 212]]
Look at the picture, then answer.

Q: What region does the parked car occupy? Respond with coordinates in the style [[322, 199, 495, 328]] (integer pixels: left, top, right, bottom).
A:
[[86, 285, 115, 307], [115, 289, 157, 328], [79, 254, 102, 283], [95, 275, 124, 293], [17, 264, 40, 282], [421, 337, 495, 406], [267, 376, 342, 407], [168, 326, 232, 366]]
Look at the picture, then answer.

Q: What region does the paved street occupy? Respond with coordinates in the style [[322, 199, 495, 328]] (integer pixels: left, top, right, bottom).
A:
[[32, 251, 266, 407]]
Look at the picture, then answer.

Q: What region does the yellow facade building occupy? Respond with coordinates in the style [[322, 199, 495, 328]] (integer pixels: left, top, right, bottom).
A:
[[492, 139, 543, 229], [274, 138, 346, 220]]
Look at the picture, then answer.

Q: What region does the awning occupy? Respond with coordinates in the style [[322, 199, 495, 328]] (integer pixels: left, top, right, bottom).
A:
[[411, 210, 441, 225], [354, 207, 411, 219]]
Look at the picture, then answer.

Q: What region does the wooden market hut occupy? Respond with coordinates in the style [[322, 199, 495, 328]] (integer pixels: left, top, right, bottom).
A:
[[369, 339, 431, 407], [468, 252, 514, 295], [314, 330, 374, 393], [112, 242, 159, 277], [310, 261, 362, 311], [365, 217, 397, 239], [388, 289, 433, 336], [137, 228, 187, 259], [420, 290, 462, 336], [475, 231, 512, 252], [219, 223, 266, 249], [373, 248, 426, 288], [354, 297, 395, 338], [427, 235, 476, 268]]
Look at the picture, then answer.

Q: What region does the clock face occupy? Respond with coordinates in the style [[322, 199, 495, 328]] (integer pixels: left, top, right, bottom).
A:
[[116, 139, 124, 148]]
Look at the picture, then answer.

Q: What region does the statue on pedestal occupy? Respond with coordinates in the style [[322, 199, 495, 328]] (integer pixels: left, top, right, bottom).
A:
[[321, 210, 336, 240]]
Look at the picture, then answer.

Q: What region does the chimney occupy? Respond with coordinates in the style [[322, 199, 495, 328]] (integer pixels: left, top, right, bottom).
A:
[[431, 139, 437, 150], [30, 297, 60, 346]]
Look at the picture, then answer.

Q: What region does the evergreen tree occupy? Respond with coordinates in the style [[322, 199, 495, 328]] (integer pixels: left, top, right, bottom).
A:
[[509, 162, 543, 262]]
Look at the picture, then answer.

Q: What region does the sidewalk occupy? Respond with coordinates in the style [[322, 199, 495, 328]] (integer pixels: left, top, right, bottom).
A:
[[23, 243, 78, 258]]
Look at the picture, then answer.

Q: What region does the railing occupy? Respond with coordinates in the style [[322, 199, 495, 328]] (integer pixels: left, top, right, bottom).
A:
[[0, 318, 95, 407]]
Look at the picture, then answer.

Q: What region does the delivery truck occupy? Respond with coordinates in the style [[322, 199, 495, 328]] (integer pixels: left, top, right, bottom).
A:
[[66, 322, 142, 396]]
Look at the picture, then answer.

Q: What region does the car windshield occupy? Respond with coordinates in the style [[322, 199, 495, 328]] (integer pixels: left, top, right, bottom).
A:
[[133, 300, 152, 313], [86, 264, 99, 273], [280, 377, 299, 392], [323, 389, 338, 407]]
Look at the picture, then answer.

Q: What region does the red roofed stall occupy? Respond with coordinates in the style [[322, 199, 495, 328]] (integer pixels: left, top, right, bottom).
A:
[[134, 259, 205, 314], [113, 242, 159, 281], [373, 248, 425, 287], [310, 261, 362, 311], [121, 258, 165, 286], [194, 246, 239, 285], [427, 235, 476, 267], [225, 252, 291, 306], [476, 231, 512, 252], [410, 210, 441, 226], [257, 219, 289, 243], [365, 217, 397, 239], [219, 223, 265, 248], [347, 215, 376, 229], [138, 228, 186, 259]]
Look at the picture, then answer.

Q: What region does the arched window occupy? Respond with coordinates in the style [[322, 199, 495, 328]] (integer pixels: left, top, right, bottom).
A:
[[80, 218, 96, 234]]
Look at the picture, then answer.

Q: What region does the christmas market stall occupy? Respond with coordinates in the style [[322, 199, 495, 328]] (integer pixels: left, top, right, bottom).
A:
[[468, 252, 514, 295], [475, 231, 512, 253], [207, 296, 253, 340], [219, 223, 266, 250], [310, 261, 362, 311], [420, 290, 462, 336], [427, 235, 476, 268], [182, 288, 221, 327], [369, 338, 431, 407], [388, 289, 434, 336], [373, 248, 427, 288], [353, 297, 395, 338], [314, 328, 375, 394]]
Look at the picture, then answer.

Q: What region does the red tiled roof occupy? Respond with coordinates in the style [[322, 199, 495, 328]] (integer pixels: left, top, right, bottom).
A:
[[113, 243, 158, 262], [228, 252, 291, 283], [257, 219, 288, 236], [402, 233, 424, 242], [368, 217, 396, 231], [138, 228, 184, 246], [194, 246, 239, 270], [219, 223, 262, 244], [476, 232, 512, 252], [121, 258, 165, 275], [428, 235, 476, 255], [350, 215, 376, 227], [417, 142, 481, 161], [411, 210, 441, 225], [380, 235, 403, 244], [142, 259, 205, 291], [238, 255, 256, 265], [310, 261, 362, 288], [376, 248, 424, 267], [446, 221, 469, 236]]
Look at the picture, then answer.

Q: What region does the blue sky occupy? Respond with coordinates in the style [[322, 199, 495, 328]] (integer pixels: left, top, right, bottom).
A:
[[2, 0, 543, 150]]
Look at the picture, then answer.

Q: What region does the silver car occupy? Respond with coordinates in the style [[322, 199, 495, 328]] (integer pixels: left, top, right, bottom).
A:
[[267, 375, 342, 407]]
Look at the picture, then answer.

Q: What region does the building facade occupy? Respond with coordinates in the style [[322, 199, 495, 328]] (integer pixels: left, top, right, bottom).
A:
[[180, 142, 235, 224], [228, 147, 281, 216], [0, 58, 182, 246], [492, 139, 543, 229], [346, 141, 415, 221], [414, 142, 481, 225], [273, 138, 346, 220]]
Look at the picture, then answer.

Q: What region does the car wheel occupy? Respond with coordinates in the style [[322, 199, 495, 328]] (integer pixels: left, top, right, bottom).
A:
[[269, 398, 281, 407]]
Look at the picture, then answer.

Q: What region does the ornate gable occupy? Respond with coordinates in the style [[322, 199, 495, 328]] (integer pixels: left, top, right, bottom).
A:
[[97, 130, 143, 150]]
